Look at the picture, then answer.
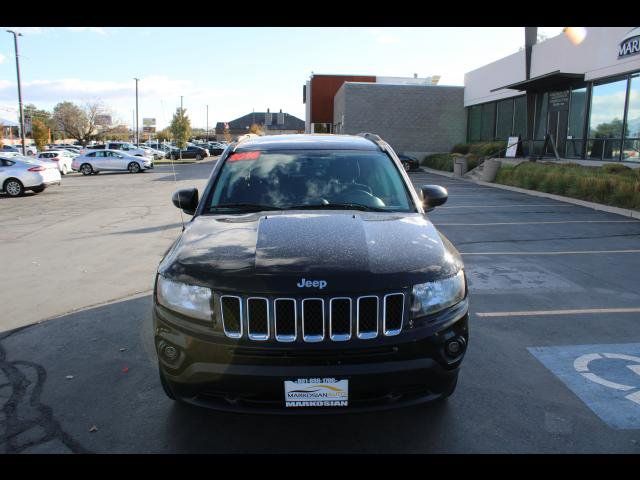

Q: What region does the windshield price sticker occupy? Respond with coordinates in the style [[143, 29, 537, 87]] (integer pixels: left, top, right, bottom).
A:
[[284, 378, 349, 407]]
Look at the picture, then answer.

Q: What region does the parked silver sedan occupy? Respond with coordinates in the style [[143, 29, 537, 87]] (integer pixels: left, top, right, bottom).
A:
[[0, 155, 61, 197], [71, 149, 154, 175]]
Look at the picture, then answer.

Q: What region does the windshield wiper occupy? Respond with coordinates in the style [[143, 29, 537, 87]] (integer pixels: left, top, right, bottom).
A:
[[286, 203, 387, 212], [210, 203, 284, 212]]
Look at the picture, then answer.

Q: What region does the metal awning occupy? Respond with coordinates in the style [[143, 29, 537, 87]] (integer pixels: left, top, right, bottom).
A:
[[490, 71, 585, 92]]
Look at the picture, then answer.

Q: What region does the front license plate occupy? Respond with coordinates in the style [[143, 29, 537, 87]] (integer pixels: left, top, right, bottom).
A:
[[284, 378, 349, 407]]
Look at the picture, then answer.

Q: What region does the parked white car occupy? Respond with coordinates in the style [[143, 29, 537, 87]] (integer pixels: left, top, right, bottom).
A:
[[37, 150, 74, 175], [71, 149, 154, 175], [0, 156, 61, 196]]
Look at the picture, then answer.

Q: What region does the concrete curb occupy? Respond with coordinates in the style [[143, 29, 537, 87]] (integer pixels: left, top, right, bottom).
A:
[[420, 166, 640, 220]]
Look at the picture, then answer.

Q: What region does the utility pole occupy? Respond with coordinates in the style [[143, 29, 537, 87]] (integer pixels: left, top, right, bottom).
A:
[[206, 105, 209, 141], [6, 30, 26, 156], [134, 78, 139, 145]]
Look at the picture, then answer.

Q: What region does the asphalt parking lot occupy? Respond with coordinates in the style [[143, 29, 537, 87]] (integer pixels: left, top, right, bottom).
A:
[[2, 164, 640, 453]]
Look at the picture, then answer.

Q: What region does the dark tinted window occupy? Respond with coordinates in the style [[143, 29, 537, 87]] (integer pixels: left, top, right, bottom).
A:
[[86, 152, 96, 157], [208, 150, 413, 212]]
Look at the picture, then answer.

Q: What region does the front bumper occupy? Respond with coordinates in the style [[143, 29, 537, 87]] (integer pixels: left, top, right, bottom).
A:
[[154, 301, 468, 413]]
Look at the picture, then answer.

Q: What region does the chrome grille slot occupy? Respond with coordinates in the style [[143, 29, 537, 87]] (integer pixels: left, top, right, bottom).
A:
[[247, 297, 269, 340], [357, 296, 379, 339], [274, 298, 296, 342], [302, 298, 324, 342], [220, 296, 242, 338], [383, 293, 404, 336], [330, 298, 352, 341]]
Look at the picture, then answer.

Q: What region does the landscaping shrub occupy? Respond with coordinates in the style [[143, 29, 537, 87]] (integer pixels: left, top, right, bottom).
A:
[[422, 153, 454, 172], [494, 162, 640, 210], [451, 143, 470, 155]]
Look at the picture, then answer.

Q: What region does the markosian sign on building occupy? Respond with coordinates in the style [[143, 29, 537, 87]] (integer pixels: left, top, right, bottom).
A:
[[618, 27, 640, 58]]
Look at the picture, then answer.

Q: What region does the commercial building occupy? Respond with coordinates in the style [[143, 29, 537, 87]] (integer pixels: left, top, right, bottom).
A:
[[303, 73, 463, 156], [215, 109, 304, 141], [464, 27, 640, 162], [333, 82, 465, 157]]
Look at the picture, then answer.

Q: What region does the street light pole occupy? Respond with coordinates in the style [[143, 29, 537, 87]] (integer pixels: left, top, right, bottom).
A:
[[206, 105, 209, 141], [7, 30, 26, 156], [134, 78, 139, 145]]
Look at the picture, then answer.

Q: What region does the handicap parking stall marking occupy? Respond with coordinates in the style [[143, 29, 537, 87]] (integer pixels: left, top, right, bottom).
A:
[[528, 343, 640, 429]]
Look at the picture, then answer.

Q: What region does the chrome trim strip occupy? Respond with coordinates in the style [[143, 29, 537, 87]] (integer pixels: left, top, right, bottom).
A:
[[357, 295, 379, 339], [383, 293, 405, 336], [220, 295, 243, 339], [329, 297, 352, 341], [246, 297, 269, 341], [302, 298, 324, 343], [274, 298, 297, 343]]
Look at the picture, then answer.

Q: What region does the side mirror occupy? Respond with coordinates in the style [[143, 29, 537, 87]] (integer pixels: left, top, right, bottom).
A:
[[421, 185, 448, 211], [172, 188, 199, 215]]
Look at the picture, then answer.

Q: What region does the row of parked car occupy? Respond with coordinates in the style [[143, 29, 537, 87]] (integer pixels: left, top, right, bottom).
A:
[[0, 139, 229, 197]]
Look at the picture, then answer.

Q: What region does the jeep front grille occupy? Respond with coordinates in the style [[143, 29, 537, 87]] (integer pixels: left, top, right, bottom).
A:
[[218, 293, 405, 343]]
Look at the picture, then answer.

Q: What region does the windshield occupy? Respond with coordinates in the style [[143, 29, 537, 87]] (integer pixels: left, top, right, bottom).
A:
[[207, 149, 414, 213]]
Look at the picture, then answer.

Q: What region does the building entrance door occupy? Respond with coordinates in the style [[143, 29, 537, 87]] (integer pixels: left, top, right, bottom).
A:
[[546, 90, 570, 157], [547, 109, 569, 157]]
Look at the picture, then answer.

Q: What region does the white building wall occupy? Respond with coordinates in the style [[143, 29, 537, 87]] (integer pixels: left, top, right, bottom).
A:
[[465, 27, 640, 107], [464, 50, 526, 106]]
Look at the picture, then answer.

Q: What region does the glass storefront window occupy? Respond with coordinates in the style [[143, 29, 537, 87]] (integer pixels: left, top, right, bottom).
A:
[[496, 98, 514, 140], [589, 78, 627, 160], [468, 105, 481, 142], [480, 103, 496, 141], [534, 93, 548, 140], [567, 87, 587, 157], [623, 74, 640, 161], [513, 96, 527, 139]]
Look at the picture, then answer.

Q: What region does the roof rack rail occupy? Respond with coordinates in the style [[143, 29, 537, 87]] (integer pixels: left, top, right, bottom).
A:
[[357, 132, 386, 151]]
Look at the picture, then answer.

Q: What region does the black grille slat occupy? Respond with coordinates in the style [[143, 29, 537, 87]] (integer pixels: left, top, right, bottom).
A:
[[275, 299, 296, 341], [303, 299, 324, 340], [247, 298, 269, 339], [384, 294, 404, 334], [358, 297, 378, 338], [221, 296, 242, 336], [331, 298, 351, 339]]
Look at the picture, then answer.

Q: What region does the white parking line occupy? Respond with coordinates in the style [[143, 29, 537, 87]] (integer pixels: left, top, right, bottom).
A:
[[476, 307, 640, 318], [461, 250, 640, 256], [439, 204, 575, 209], [436, 220, 638, 226]]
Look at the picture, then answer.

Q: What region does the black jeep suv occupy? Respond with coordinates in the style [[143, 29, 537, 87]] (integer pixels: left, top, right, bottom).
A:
[[153, 133, 469, 413]]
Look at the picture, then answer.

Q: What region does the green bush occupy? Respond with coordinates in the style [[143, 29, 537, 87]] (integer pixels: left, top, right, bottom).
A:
[[495, 161, 640, 210], [451, 143, 470, 155], [422, 153, 454, 171]]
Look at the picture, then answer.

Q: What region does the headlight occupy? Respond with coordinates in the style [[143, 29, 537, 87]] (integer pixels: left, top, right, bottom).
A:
[[410, 270, 466, 318], [156, 275, 212, 321]]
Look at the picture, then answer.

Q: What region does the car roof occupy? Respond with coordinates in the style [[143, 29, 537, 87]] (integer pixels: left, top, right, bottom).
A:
[[233, 134, 380, 152]]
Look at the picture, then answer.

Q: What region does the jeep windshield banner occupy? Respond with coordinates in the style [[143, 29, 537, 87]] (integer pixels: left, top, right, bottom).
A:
[[618, 27, 640, 58]]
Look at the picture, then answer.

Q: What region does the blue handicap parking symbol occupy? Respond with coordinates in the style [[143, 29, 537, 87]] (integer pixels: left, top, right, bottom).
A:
[[528, 343, 640, 430]]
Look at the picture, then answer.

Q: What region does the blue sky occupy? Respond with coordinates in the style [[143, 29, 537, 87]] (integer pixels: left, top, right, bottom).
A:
[[0, 27, 563, 130]]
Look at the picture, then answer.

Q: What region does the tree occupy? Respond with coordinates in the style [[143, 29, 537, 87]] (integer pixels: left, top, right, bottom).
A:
[[156, 128, 172, 142], [223, 124, 232, 144], [53, 101, 112, 146], [31, 119, 49, 151], [170, 108, 191, 152], [249, 123, 264, 135]]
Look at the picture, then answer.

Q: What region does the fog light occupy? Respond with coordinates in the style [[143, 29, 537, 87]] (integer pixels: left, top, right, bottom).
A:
[[164, 345, 178, 361], [445, 339, 463, 357]]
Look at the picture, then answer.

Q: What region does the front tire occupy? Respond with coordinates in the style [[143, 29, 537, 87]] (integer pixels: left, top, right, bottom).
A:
[[4, 178, 24, 197], [159, 369, 177, 401], [196, 154, 202, 161], [128, 162, 141, 173], [80, 163, 93, 175]]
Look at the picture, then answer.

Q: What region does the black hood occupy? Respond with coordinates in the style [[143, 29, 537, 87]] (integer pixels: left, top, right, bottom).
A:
[[159, 211, 463, 294]]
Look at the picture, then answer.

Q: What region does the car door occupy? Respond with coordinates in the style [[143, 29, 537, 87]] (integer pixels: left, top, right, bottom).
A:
[[112, 151, 130, 170], [92, 151, 108, 169], [0, 158, 12, 186]]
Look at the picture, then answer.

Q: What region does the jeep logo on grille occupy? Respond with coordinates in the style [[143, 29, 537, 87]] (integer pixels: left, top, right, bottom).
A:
[[297, 278, 327, 289]]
